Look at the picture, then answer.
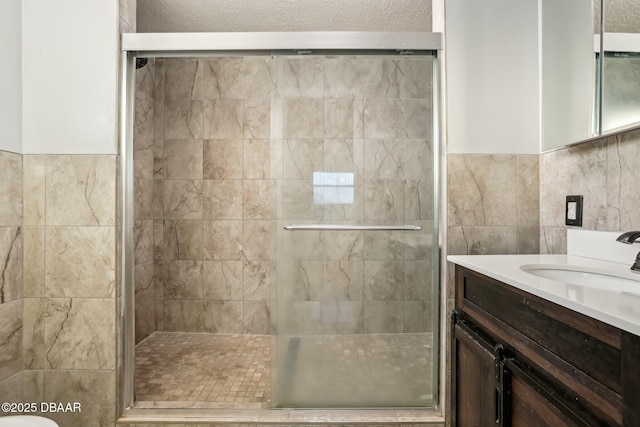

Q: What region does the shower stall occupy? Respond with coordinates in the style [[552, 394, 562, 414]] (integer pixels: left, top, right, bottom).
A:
[[120, 32, 442, 415]]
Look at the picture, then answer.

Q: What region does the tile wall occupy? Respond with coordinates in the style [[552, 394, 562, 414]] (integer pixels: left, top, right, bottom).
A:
[[277, 56, 435, 335], [136, 55, 437, 337], [446, 129, 640, 261], [118, 0, 136, 33], [0, 150, 23, 404], [134, 58, 156, 343], [147, 56, 276, 335], [540, 128, 640, 252], [20, 154, 117, 426], [446, 153, 540, 290]]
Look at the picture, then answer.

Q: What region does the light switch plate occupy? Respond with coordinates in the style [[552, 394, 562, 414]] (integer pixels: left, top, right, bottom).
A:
[[565, 195, 583, 226]]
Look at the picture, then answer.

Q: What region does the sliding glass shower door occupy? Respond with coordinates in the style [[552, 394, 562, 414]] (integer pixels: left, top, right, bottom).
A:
[[272, 53, 438, 408], [121, 32, 441, 413]]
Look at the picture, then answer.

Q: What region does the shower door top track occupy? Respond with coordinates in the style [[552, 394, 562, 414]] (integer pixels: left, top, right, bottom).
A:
[[121, 31, 442, 53]]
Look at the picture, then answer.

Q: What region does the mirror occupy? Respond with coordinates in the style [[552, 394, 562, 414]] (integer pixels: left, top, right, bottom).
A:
[[601, 0, 640, 134], [541, 0, 640, 152], [540, 0, 597, 152]]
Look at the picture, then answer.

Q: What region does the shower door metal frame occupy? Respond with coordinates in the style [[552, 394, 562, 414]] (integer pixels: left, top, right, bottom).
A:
[[118, 31, 444, 420]]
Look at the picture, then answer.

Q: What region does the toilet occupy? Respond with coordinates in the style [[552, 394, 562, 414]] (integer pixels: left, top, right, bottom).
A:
[[0, 416, 59, 427]]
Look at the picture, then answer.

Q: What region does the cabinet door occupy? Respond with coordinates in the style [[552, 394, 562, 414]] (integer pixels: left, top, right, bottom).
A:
[[453, 323, 502, 427], [507, 361, 591, 427]]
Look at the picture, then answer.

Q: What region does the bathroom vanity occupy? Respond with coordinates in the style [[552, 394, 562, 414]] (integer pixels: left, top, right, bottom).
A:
[[448, 254, 640, 427]]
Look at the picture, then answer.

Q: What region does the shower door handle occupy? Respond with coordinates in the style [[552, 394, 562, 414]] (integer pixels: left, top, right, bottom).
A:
[[283, 224, 422, 231]]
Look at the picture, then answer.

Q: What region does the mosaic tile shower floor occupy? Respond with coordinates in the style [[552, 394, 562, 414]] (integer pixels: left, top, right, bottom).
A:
[[134, 332, 433, 409], [275, 333, 433, 408], [135, 332, 271, 409]]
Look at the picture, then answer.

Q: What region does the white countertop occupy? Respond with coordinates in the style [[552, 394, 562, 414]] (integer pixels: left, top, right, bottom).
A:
[[447, 254, 640, 337]]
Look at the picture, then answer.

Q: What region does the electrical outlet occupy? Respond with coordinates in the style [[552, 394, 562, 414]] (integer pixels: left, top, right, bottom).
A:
[[565, 195, 583, 226]]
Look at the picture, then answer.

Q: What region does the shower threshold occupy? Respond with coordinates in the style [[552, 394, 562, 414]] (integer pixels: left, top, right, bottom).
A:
[[120, 407, 444, 425]]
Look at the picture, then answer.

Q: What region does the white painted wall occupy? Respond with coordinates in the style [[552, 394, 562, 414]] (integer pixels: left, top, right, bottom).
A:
[[22, 0, 119, 154], [0, 0, 22, 154], [446, 0, 540, 154]]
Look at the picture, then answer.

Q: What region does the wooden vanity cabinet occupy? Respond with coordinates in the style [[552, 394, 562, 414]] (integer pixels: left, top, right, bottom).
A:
[[451, 265, 640, 427]]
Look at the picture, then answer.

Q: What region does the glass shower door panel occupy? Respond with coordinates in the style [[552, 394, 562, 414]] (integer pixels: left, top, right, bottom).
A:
[[273, 54, 436, 408]]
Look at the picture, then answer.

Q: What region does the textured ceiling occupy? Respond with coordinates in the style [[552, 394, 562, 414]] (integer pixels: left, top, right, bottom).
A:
[[136, 0, 432, 33], [605, 0, 640, 32], [135, 1, 637, 35], [594, 0, 640, 33]]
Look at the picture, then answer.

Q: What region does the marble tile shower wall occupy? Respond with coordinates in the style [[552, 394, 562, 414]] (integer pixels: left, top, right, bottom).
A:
[[446, 154, 540, 295], [148, 57, 276, 335], [540, 128, 640, 253], [20, 154, 117, 426], [0, 150, 23, 404], [279, 56, 434, 335], [143, 56, 435, 336], [134, 59, 156, 343]]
